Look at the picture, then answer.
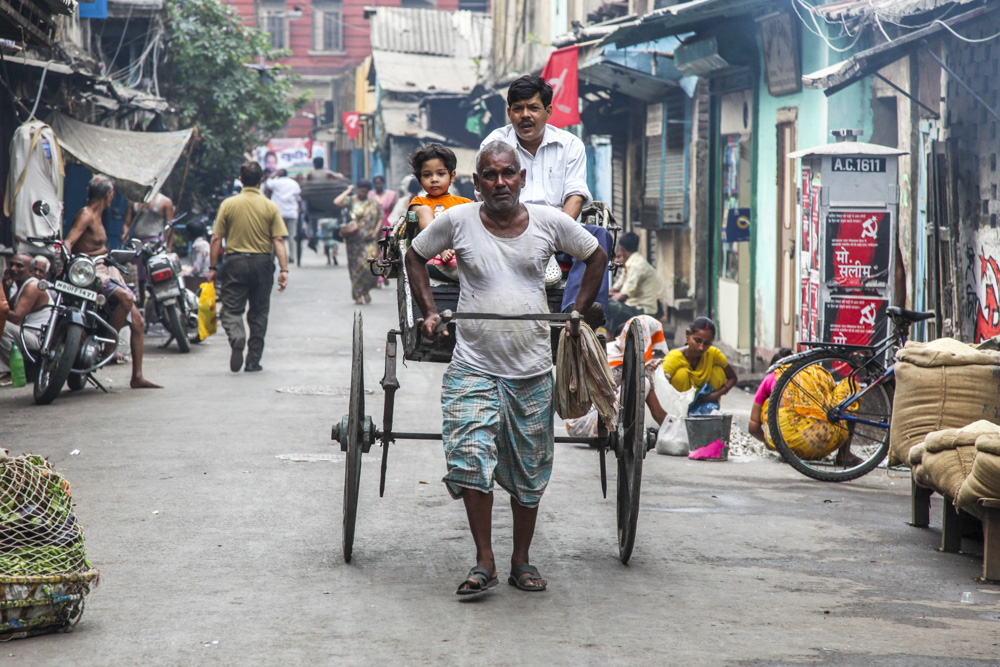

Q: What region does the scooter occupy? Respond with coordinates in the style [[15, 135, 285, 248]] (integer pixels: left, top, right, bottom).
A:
[[20, 201, 138, 404], [135, 216, 199, 353]]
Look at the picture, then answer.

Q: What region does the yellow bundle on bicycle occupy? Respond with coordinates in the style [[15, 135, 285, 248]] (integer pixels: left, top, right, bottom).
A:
[[198, 281, 217, 341], [762, 364, 852, 461]]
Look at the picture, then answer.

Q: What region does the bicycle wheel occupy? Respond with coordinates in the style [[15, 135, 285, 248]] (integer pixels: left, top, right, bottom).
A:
[[766, 351, 892, 482]]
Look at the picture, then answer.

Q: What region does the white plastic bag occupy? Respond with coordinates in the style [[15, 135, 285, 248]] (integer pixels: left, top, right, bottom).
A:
[[656, 415, 689, 456], [651, 365, 695, 417]]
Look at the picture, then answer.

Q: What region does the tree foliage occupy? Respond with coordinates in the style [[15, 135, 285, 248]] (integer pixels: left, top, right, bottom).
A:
[[162, 0, 308, 208]]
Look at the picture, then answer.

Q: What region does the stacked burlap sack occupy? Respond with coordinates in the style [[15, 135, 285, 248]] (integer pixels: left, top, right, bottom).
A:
[[889, 338, 1000, 466]]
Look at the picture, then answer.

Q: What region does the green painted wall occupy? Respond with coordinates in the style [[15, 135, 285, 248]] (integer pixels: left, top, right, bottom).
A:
[[751, 25, 874, 359]]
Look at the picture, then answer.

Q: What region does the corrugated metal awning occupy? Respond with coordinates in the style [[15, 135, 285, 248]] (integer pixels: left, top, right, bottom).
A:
[[802, 2, 998, 94], [817, 0, 980, 21], [604, 0, 777, 48]]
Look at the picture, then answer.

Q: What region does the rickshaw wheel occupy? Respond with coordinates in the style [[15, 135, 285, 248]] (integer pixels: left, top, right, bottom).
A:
[[616, 318, 646, 564], [343, 310, 365, 563]]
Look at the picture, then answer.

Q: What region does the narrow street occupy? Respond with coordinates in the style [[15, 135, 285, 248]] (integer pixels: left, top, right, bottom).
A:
[[2, 253, 997, 666]]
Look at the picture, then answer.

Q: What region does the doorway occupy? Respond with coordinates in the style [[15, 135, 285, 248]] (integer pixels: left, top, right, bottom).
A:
[[776, 113, 797, 349]]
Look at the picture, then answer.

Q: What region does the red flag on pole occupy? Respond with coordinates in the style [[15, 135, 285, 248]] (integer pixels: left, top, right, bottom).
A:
[[541, 46, 581, 128], [343, 111, 361, 140]]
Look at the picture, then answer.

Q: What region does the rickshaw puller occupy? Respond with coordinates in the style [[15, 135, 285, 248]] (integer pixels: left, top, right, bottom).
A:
[[405, 141, 607, 596]]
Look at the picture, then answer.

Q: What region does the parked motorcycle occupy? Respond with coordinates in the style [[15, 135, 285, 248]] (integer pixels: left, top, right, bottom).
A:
[[20, 201, 138, 405], [135, 217, 198, 353]]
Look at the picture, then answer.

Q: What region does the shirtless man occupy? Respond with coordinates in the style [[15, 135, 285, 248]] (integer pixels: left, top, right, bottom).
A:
[[64, 175, 160, 389]]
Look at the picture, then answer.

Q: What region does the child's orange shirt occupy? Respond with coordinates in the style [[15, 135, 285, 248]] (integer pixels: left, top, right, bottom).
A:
[[410, 193, 472, 267]]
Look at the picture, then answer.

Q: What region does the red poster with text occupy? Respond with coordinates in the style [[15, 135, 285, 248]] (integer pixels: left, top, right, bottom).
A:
[[822, 297, 888, 346], [800, 167, 811, 265], [800, 276, 810, 340], [808, 275, 819, 341], [825, 210, 891, 289], [810, 183, 821, 271]]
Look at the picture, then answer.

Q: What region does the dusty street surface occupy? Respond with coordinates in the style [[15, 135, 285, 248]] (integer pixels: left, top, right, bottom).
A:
[[2, 253, 998, 666]]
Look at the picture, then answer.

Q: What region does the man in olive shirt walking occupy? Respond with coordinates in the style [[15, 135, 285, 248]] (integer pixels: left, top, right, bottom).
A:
[[207, 161, 290, 372]]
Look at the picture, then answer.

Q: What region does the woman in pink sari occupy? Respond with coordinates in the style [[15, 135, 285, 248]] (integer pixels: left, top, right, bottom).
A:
[[370, 175, 398, 225]]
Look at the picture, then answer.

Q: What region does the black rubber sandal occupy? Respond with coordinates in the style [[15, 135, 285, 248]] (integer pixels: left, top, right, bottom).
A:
[[456, 566, 498, 596], [508, 564, 547, 591]]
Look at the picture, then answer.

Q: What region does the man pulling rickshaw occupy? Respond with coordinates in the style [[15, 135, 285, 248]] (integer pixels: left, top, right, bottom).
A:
[[405, 141, 607, 595]]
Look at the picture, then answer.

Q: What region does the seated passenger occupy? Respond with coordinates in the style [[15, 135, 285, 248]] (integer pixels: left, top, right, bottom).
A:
[[408, 143, 472, 282], [0, 253, 51, 377], [662, 316, 738, 414], [31, 255, 50, 281], [565, 314, 668, 437], [748, 348, 793, 442]]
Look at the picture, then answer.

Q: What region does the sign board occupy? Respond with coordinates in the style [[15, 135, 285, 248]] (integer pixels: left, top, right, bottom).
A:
[[824, 211, 891, 288], [758, 12, 801, 97], [822, 297, 888, 346], [831, 157, 887, 173], [722, 207, 751, 243]]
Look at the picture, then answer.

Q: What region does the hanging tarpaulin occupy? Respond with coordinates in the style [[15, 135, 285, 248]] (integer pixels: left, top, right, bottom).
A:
[[50, 113, 194, 202], [541, 46, 581, 128]]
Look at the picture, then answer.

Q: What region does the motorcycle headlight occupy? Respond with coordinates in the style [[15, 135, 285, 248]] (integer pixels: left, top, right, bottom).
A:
[[68, 257, 97, 287]]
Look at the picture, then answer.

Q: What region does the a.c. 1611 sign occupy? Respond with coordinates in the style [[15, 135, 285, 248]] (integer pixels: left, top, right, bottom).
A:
[[831, 157, 887, 173]]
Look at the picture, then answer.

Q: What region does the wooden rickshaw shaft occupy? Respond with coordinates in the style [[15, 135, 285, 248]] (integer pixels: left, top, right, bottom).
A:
[[373, 428, 603, 448]]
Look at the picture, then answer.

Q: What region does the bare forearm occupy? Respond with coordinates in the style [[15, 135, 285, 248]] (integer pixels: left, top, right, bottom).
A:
[[572, 247, 607, 313], [562, 195, 585, 220], [273, 237, 288, 271], [209, 235, 222, 267]]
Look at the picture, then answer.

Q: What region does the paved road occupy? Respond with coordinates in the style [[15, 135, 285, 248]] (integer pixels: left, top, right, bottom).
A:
[[2, 253, 998, 666]]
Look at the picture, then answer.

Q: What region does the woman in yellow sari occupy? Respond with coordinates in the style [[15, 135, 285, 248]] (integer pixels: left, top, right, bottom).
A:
[[662, 317, 738, 413]]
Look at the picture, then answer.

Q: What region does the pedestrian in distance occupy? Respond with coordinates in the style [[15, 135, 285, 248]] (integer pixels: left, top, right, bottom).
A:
[[334, 179, 382, 305], [405, 140, 607, 597], [207, 161, 289, 373], [263, 168, 302, 265]]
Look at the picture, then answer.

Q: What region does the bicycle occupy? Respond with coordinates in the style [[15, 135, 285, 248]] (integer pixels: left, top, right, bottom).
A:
[[765, 306, 934, 482]]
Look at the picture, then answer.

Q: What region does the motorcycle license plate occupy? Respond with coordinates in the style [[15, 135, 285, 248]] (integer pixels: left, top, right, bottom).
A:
[[54, 280, 97, 301]]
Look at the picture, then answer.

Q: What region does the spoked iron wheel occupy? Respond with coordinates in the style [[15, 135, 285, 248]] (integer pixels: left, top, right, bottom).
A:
[[343, 311, 365, 562], [616, 318, 645, 564], [766, 351, 892, 482]]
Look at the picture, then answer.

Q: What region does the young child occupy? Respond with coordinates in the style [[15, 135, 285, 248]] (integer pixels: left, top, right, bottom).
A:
[[408, 143, 472, 282], [662, 316, 738, 414], [748, 348, 793, 442]]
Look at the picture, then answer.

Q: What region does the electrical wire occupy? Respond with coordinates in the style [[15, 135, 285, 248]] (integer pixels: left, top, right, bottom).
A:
[[933, 18, 1000, 44], [27, 60, 50, 121], [791, 0, 866, 52]]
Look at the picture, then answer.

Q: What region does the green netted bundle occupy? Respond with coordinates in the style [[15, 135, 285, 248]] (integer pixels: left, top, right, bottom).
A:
[[0, 454, 90, 577]]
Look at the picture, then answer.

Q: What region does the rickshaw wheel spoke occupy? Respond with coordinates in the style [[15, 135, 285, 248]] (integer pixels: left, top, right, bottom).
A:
[[616, 319, 645, 564], [343, 310, 365, 563]]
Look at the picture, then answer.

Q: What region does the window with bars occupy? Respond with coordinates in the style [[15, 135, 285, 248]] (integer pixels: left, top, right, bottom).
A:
[[312, 0, 344, 53], [261, 0, 289, 51]]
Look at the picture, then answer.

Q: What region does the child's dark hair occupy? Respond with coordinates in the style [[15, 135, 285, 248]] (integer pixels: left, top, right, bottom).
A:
[[409, 143, 457, 177], [769, 347, 793, 366], [689, 316, 717, 336]]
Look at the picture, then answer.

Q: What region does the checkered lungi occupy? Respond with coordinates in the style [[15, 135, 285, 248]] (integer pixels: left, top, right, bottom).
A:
[[441, 361, 555, 508]]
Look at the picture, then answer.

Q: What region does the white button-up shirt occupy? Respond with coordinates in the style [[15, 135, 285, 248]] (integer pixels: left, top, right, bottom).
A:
[[263, 176, 301, 220], [481, 124, 592, 211]]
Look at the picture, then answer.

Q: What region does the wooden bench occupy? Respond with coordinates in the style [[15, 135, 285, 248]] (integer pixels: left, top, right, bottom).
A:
[[911, 478, 1000, 581]]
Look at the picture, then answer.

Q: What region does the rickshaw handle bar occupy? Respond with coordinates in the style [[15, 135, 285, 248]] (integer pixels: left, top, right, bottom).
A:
[[374, 428, 601, 447], [420, 309, 582, 335]]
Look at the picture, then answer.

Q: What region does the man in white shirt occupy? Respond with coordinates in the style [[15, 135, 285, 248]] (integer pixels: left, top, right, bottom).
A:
[[481, 75, 610, 320], [263, 169, 301, 263], [481, 75, 591, 219], [406, 141, 606, 597]]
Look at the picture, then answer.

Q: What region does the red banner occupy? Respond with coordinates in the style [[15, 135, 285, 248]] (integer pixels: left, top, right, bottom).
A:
[[342, 111, 361, 141], [541, 46, 580, 128]]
